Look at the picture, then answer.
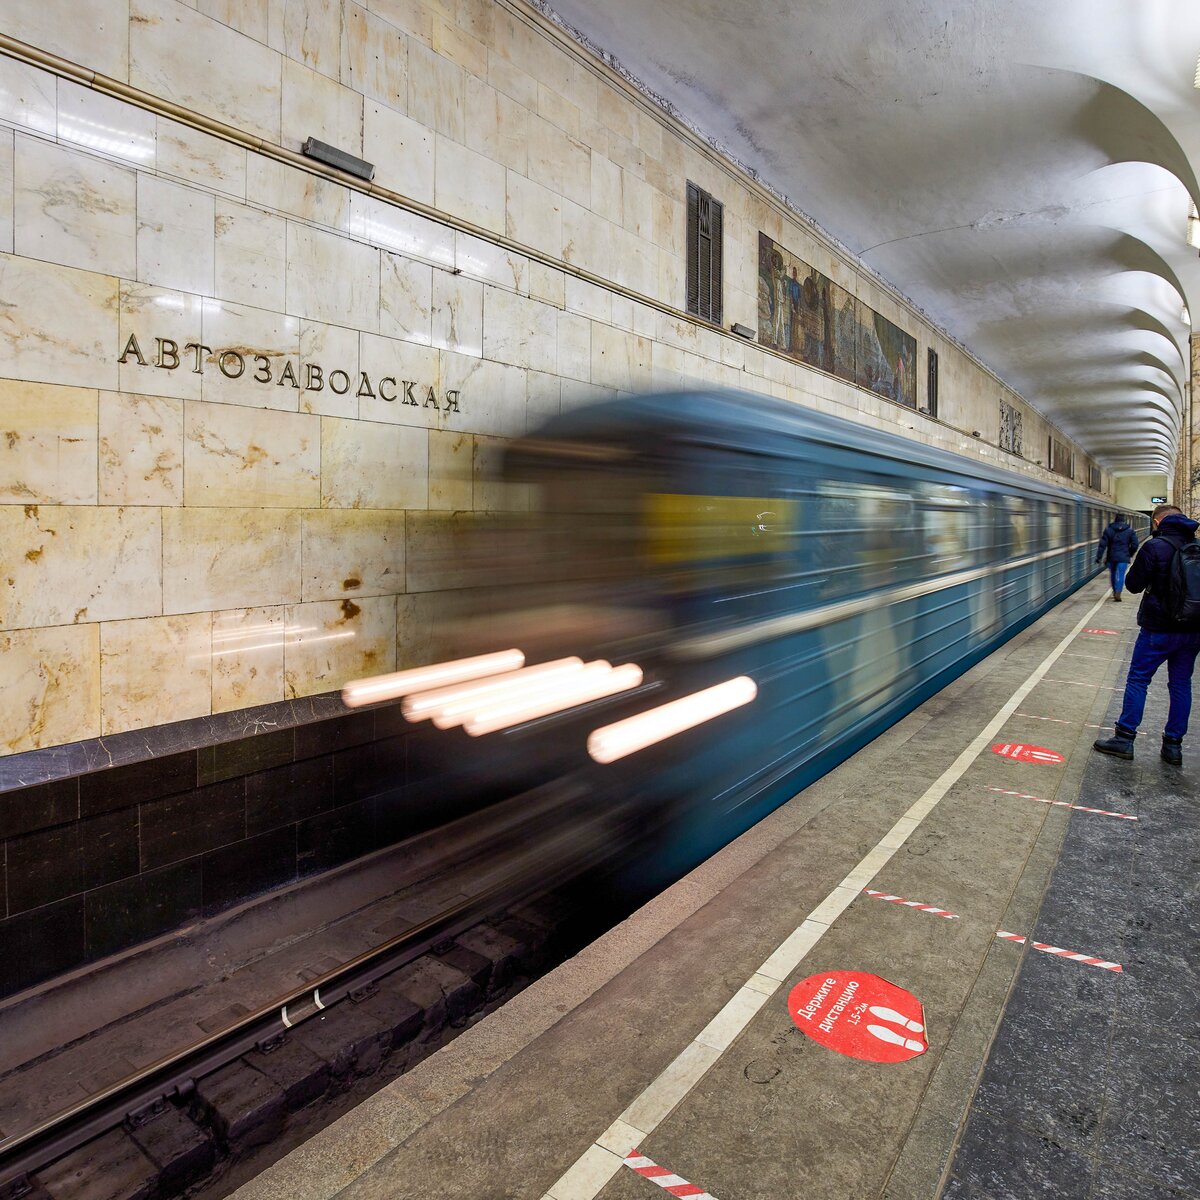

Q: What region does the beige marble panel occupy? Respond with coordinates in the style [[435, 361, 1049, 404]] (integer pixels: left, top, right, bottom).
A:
[[0, 57, 56, 137], [365, 0, 435, 44], [431, 269, 482, 356], [454, 231, 527, 293], [282, 0, 344, 75], [1, 0, 128, 80], [0, 254, 119, 390], [245, 154, 349, 231], [527, 115, 590, 207], [98, 390, 183, 506], [0, 132, 12, 254], [407, 40, 465, 141], [342, 3, 408, 109], [621, 171, 655, 239], [428, 428, 472, 510], [137, 175, 215, 295], [0, 624, 100, 755], [215, 200, 287, 311], [156, 117, 247, 198], [301, 508, 405, 600], [441, 351, 526, 438], [434, 135, 505, 235], [504, 172, 561, 259], [287, 222, 379, 332], [184, 400, 320, 507], [523, 264, 562, 311], [130, 0, 283, 143], [487, 48, 537, 107], [321, 415, 427, 509], [380, 251, 433, 344], [283, 594, 397, 700], [431, 16, 487, 78], [56, 82, 154, 175], [463, 76, 528, 174], [362, 103, 435, 206], [117, 283, 205, 402], [357, 332, 441, 428], [564, 274, 611, 323], [483, 288, 556, 374], [591, 324, 652, 393], [299, 320, 360, 418], [200, 299, 302, 410], [196, 0, 273, 42], [557, 311, 591, 383], [0, 505, 161, 630], [281, 56, 364, 157], [0, 379, 97, 505], [14, 136, 136, 278], [210, 605, 286, 713], [349, 193, 451, 265], [526, 370, 561, 429], [395, 591, 433, 669], [538, 83, 580, 137], [590, 153, 622, 223], [100, 612, 212, 734], [162, 507, 301, 614]]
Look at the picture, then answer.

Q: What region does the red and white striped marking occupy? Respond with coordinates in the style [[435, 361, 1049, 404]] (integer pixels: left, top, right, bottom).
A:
[[863, 889, 960, 919], [996, 931, 1123, 973], [623, 1150, 718, 1198], [983, 785, 1137, 821], [1082, 628, 1119, 636], [1015, 712, 1111, 731]]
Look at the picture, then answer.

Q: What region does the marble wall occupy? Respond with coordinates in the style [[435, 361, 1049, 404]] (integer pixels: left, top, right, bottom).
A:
[[0, 0, 1109, 754]]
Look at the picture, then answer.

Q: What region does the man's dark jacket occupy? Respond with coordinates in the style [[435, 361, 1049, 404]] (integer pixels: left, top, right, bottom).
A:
[[1125, 513, 1200, 630], [1095, 518, 1138, 565]]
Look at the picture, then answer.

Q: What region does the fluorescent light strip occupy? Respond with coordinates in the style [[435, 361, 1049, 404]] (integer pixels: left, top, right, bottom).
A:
[[460, 661, 614, 733], [587, 676, 758, 763], [465, 663, 644, 737], [341, 649, 524, 708]]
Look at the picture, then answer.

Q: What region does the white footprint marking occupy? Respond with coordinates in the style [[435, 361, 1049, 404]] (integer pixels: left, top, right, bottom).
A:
[[868, 1005, 924, 1033], [866, 1024, 926, 1053]]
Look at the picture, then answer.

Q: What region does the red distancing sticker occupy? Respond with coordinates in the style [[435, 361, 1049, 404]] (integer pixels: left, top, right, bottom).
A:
[[991, 742, 1065, 764], [1083, 628, 1119, 635], [788, 970, 926, 1062]]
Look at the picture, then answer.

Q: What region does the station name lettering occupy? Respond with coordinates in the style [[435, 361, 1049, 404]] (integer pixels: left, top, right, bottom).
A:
[[117, 334, 461, 412]]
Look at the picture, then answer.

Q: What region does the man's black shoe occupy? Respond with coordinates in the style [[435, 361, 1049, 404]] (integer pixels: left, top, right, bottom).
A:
[[1094, 727, 1136, 760], [1162, 736, 1183, 766]]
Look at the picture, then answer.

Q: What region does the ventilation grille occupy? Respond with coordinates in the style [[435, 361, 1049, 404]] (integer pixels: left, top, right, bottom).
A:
[[687, 182, 723, 325]]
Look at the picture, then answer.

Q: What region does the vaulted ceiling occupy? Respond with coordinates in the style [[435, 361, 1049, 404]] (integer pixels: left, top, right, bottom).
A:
[[544, 0, 1200, 473]]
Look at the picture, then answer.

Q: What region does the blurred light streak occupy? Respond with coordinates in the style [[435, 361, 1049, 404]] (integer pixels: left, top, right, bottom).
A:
[[465, 663, 644, 736], [342, 649, 524, 708], [587, 676, 758, 763], [414, 658, 587, 727]]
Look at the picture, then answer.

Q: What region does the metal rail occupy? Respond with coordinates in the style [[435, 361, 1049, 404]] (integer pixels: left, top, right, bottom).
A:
[[0, 783, 614, 1191]]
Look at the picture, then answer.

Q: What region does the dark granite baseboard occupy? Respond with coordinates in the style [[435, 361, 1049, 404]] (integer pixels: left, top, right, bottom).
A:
[[0, 694, 452, 1000]]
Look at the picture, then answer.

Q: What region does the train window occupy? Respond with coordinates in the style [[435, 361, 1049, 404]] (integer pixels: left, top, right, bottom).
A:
[[1047, 503, 1066, 549], [811, 479, 923, 592], [996, 496, 1030, 558], [917, 483, 973, 574]]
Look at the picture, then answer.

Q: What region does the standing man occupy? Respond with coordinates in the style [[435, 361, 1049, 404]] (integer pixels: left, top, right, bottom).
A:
[[1094, 504, 1200, 765], [1095, 511, 1138, 600]]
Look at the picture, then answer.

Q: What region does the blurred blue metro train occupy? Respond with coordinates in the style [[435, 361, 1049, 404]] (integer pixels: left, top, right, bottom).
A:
[[400, 389, 1144, 889]]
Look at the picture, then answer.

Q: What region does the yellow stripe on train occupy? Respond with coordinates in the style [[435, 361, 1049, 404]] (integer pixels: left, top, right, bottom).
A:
[[642, 493, 797, 564]]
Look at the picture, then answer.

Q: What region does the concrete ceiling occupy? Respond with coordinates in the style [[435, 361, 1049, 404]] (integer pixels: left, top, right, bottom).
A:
[[542, 0, 1200, 473]]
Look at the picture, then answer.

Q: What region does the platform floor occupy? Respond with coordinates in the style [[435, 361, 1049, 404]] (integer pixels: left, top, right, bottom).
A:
[[233, 578, 1195, 1200]]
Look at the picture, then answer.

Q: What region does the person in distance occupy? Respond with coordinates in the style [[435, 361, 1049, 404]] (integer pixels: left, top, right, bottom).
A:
[[1095, 511, 1138, 601], [1094, 504, 1200, 766]]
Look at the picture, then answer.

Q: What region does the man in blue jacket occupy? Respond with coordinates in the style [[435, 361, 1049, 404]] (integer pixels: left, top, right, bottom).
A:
[[1095, 513, 1138, 600], [1094, 504, 1200, 765]]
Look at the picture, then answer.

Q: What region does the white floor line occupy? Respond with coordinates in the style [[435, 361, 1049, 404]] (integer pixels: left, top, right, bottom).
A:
[[540, 589, 1111, 1200]]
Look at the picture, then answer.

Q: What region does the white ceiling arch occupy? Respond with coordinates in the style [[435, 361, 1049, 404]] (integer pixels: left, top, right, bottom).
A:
[[542, 0, 1200, 472]]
